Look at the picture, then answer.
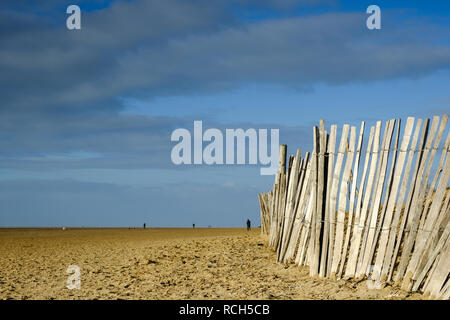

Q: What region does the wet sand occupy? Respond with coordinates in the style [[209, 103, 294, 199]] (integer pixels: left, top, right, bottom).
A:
[[0, 228, 423, 300]]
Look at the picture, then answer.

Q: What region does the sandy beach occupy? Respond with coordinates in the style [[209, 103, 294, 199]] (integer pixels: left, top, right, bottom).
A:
[[0, 228, 424, 300]]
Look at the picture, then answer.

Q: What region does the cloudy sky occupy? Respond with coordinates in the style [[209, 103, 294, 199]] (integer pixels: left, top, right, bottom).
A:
[[1, 0, 449, 227]]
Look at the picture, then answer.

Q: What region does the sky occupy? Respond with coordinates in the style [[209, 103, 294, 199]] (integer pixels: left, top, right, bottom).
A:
[[0, 0, 449, 227]]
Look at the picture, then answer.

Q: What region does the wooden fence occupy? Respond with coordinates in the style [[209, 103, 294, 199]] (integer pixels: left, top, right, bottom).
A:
[[258, 115, 450, 299]]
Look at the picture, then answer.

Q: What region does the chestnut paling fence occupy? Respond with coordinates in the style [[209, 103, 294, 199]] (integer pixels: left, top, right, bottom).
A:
[[258, 115, 450, 299]]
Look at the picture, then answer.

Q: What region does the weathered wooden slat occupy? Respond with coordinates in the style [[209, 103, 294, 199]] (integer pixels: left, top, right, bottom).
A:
[[338, 121, 365, 278], [422, 244, 442, 294], [275, 145, 288, 251], [346, 121, 382, 278], [311, 121, 326, 276], [438, 278, 450, 300], [308, 127, 320, 275], [285, 152, 311, 262], [296, 185, 315, 266], [326, 124, 350, 275], [269, 172, 280, 248], [357, 120, 393, 278], [273, 175, 282, 248], [362, 119, 400, 280], [264, 192, 271, 234], [259, 192, 271, 235], [436, 266, 450, 300], [344, 125, 375, 279], [279, 145, 287, 174], [411, 225, 449, 292], [331, 126, 356, 277], [360, 120, 396, 277], [320, 125, 337, 277], [261, 193, 267, 234], [279, 153, 296, 254], [423, 238, 450, 299], [270, 145, 287, 249], [288, 155, 294, 183], [269, 191, 274, 240], [270, 177, 279, 247], [258, 194, 265, 233], [283, 152, 309, 262], [266, 193, 270, 234], [294, 158, 314, 265], [297, 146, 317, 268], [274, 170, 287, 251], [367, 119, 401, 281], [278, 150, 302, 261]]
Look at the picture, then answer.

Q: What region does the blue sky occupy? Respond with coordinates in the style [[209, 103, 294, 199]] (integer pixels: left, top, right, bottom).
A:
[[0, 0, 449, 227]]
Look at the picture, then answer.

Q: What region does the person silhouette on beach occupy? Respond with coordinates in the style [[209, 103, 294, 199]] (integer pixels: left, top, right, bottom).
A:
[[246, 219, 251, 231], [143, 223, 146, 229], [193, 223, 195, 229]]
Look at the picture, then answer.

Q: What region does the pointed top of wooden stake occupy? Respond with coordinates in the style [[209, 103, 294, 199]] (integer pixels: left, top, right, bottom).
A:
[[278, 145, 287, 173], [320, 119, 325, 131]]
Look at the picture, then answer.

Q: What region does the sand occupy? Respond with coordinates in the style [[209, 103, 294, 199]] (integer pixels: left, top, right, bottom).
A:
[[0, 228, 424, 300]]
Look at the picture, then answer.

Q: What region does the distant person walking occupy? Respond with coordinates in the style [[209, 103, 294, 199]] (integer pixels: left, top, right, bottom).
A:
[[193, 223, 195, 229], [143, 223, 146, 229], [246, 219, 251, 231]]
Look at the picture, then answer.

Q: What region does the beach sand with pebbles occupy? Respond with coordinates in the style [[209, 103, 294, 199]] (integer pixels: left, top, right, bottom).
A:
[[0, 228, 423, 300]]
